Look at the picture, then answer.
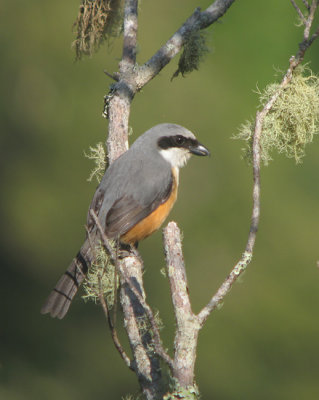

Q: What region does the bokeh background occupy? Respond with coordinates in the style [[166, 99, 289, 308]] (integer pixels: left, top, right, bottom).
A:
[[1, 1, 319, 399]]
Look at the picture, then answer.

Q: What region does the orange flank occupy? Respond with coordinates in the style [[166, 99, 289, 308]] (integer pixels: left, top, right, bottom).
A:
[[121, 169, 178, 244]]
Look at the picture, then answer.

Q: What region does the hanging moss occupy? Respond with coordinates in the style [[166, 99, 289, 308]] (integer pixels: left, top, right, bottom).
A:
[[172, 30, 209, 80], [72, 0, 123, 60], [236, 66, 319, 164]]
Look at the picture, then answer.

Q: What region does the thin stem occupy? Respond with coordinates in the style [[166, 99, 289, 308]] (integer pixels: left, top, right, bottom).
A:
[[302, 0, 311, 9], [290, 0, 307, 24], [303, 0, 317, 40], [309, 24, 319, 45], [98, 277, 133, 370], [89, 209, 117, 261], [197, 1, 319, 326], [112, 240, 120, 337]]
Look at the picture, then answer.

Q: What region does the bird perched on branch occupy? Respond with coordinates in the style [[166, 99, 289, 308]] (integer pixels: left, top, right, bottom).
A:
[[41, 123, 210, 319]]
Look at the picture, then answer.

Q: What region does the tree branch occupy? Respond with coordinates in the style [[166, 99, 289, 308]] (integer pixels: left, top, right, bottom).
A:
[[88, 0, 319, 397], [163, 222, 200, 387], [106, 0, 236, 164], [98, 277, 133, 370], [302, 0, 311, 10], [102, 0, 236, 397], [121, 0, 138, 70], [303, 0, 317, 40], [290, 0, 306, 23], [106, 0, 139, 163], [197, 0, 319, 326], [91, 210, 173, 394], [118, 260, 174, 372], [136, 0, 236, 89]]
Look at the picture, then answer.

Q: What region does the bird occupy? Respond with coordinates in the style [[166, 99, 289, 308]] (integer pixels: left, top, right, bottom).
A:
[[41, 123, 210, 319]]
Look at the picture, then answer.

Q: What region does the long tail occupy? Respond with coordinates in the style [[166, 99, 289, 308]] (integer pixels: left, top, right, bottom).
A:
[[41, 239, 94, 319]]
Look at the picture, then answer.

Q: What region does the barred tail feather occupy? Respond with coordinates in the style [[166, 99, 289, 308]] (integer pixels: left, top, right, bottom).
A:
[[41, 239, 94, 319]]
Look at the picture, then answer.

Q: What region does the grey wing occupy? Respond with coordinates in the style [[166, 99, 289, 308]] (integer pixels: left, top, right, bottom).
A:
[[87, 147, 173, 238], [105, 174, 173, 238]]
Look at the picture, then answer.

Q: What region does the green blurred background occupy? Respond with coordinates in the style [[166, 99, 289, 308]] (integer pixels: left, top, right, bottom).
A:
[[1, 1, 319, 399]]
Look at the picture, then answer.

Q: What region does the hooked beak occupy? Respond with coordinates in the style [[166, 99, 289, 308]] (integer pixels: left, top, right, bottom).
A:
[[189, 142, 210, 157]]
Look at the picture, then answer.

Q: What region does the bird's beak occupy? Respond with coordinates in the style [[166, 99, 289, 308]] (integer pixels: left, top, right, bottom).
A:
[[189, 142, 210, 157]]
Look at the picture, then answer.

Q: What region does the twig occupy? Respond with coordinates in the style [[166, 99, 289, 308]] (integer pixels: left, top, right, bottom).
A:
[[309, 24, 319, 45], [98, 277, 134, 370], [112, 240, 120, 337], [302, 0, 311, 9], [303, 0, 317, 40], [103, 70, 119, 81], [197, 0, 319, 326], [89, 209, 117, 261], [290, 0, 307, 24]]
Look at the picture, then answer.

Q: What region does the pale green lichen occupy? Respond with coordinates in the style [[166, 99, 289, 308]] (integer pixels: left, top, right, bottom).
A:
[[82, 242, 118, 306], [137, 310, 163, 341], [172, 30, 209, 80], [160, 267, 167, 278], [236, 66, 319, 164], [164, 382, 200, 400], [85, 142, 106, 182], [121, 395, 143, 400], [233, 251, 252, 275]]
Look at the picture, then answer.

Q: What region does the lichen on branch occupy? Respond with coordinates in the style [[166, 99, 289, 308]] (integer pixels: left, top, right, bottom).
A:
[[236, 66, 319, 164], [82, 242, 118, 306], [85, 142, 107, 182]]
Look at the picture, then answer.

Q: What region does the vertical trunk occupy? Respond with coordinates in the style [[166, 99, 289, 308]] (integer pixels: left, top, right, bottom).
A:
[[107, 88, 130, 163], [163, 223, 201, 390], [173, 317, 200, 387]]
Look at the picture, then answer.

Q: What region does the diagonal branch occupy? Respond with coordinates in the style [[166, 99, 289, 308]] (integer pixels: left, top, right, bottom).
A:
[[106, 0, 236, 163], [290, 0, 307, 24], [303, 0, 317, 40], [136, 0, 236, 88], [309, 24, 319, 45], [98, 277, 134, 370], [302, 0, 311, 10]]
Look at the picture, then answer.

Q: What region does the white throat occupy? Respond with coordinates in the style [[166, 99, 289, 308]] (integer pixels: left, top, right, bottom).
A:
[[159, 148, 191, 169]]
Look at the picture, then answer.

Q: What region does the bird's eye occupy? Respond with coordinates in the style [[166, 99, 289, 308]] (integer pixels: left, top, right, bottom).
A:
[[175, 135, 185, 145]]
